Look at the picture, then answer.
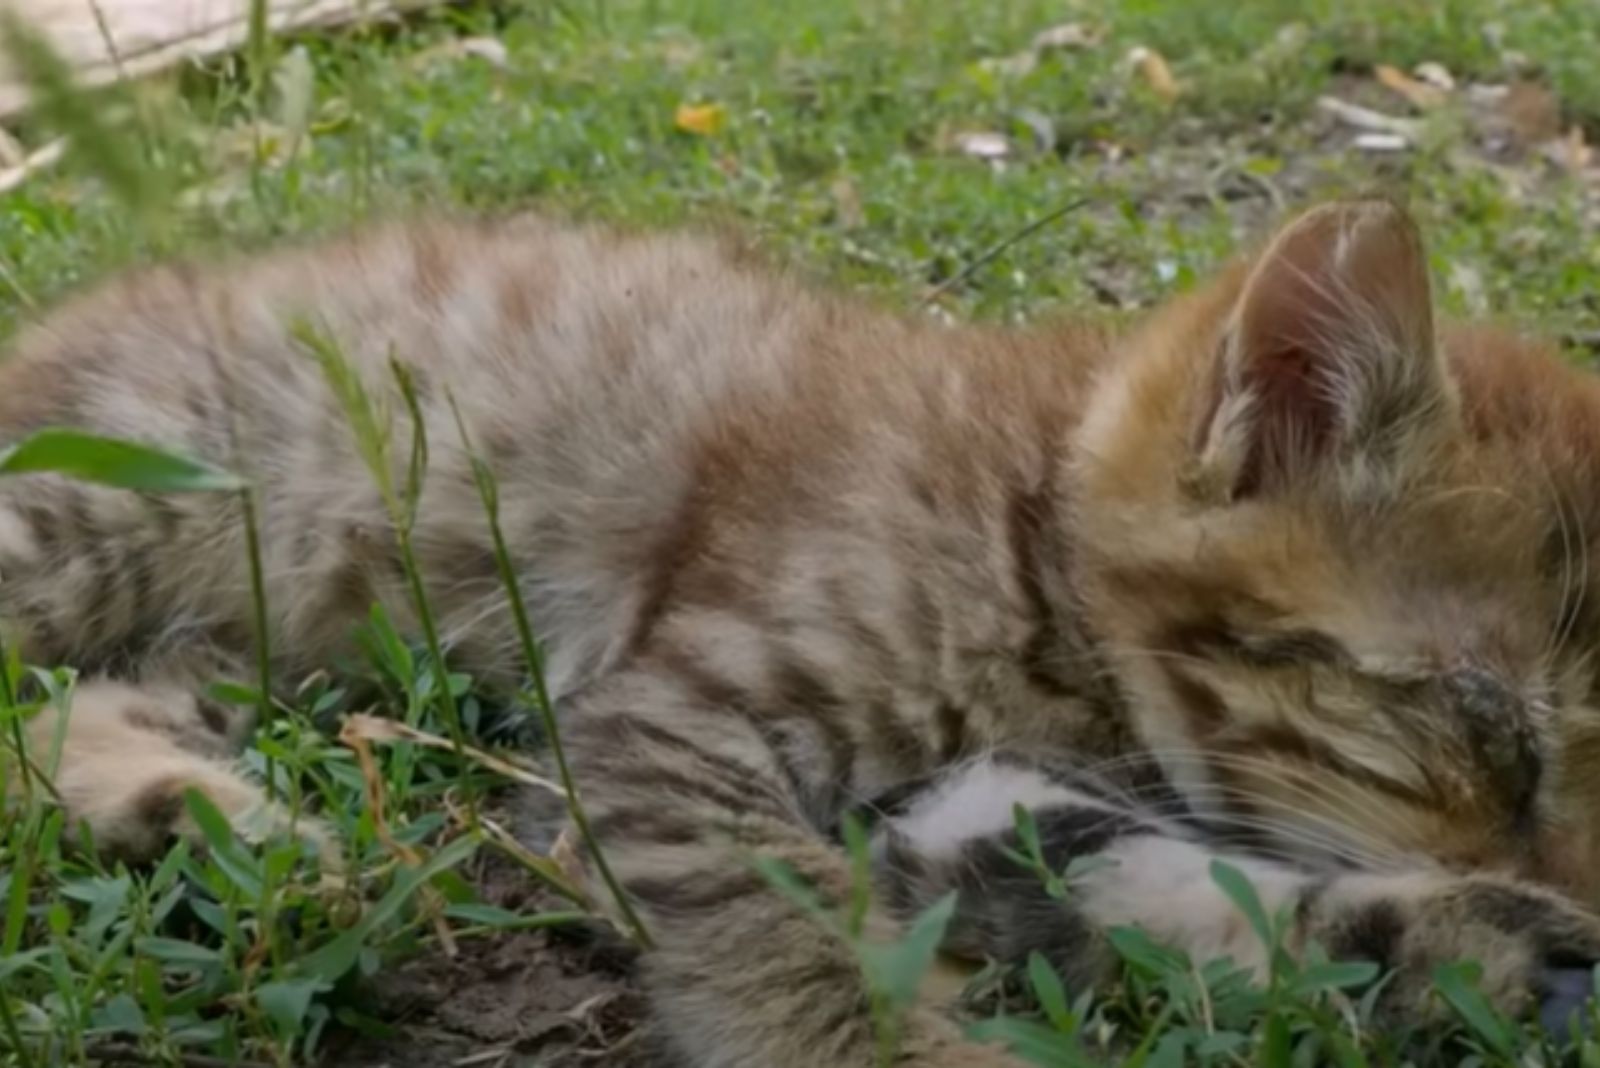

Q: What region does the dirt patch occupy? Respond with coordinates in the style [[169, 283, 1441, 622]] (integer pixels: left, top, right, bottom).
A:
[[330, 853, 663, 1068]]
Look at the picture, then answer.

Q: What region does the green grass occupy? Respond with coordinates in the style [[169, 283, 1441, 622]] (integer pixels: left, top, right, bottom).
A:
[[4, 0, 1600, 1065]]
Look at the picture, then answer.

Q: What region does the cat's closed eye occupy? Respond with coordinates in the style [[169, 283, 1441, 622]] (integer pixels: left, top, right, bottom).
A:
[[1165, 617, 1348, 669]]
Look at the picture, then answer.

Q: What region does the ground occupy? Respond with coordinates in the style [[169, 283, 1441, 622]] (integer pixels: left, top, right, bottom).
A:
[[334, 860, 652, 1068], [5, 1, 1600, 1066]]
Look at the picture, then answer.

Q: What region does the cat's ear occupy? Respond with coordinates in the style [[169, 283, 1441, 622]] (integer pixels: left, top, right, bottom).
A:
[[1190, 199, 1453, 502]]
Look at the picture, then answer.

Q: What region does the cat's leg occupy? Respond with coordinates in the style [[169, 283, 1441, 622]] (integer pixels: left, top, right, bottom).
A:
[[17, 678, 334, 862], [876, 757, 1600, 1027], [0, 477, 329, 862], [563, 665, 1027, 1068]]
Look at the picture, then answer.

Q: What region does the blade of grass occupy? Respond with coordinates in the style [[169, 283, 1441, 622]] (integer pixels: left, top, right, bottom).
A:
[[446, 394, 653, 948], [387, 359, 477, 826], [244, 0, 277, 210], [0, 430, 243, 492], [294, 324, 479, 826], [0, 983, 37, 1068], [0, 10, 166, 225], [237, 488, 277, 801], [246, 0, 272, 113], [82, 0, 152, 161], [0, 625, 25, 798]]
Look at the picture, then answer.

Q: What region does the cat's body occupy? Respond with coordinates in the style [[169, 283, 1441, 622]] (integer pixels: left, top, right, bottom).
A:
[[6, 202, 1600, 1066]]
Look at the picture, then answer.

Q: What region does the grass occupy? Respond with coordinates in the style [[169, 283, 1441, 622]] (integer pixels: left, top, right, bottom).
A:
[[3, 0, 1600, 1064]]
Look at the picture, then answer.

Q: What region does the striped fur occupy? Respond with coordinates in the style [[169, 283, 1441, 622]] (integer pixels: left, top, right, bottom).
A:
[[4, 201, 1600, 1063]]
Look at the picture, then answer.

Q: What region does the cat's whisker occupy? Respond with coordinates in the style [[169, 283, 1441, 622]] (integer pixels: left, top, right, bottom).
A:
[[1179, 815, 1401, 872], [1109, 777, 1409, 871], [1097, 645, 1216, 671], [1537, 467, 1592, 671], [1560, 482, 1591, 664], [1175, 753, 1428, 848], [1171, 795, 1410, 870], [1004, 743, 1414, 873], [1540, 473, 1575, 666], [1124, 747, 1426, 859]]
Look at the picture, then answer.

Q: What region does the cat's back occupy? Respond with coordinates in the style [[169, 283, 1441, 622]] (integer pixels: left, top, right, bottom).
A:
[[4, 215, 831, 438], [0, 214, 1023, 694]]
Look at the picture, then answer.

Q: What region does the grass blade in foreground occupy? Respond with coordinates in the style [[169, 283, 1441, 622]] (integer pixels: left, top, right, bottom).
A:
[[446, 395, 653, 948], [0, 429, 243, 493], [293, 322, 481, 825], [0, 10, 167, 224]]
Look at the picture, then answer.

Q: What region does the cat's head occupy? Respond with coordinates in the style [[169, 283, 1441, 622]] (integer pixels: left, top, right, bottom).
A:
[[1072, 198, 1600, 898]]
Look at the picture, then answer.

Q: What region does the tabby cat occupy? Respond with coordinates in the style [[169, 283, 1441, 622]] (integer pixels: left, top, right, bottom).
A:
[[5, 199, 1600, 1066]]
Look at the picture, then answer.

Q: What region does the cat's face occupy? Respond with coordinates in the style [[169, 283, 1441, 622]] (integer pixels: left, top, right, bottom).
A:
[[1073, 200, 1600, 899]]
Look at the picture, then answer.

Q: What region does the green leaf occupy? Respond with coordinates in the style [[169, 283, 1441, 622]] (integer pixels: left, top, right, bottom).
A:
[[966, 1017, 1095, 1068], [183, 788, 264, 899], [256, 978, 331, 1035], [1259, 1011, 1291, 1068], [135, 937, 224, 967], [366, 603, 414, 683], [148, 840, 191, 895], [1146, 1032, 1189, 1068], [0, 429, 243, 493], [1209, 859, 1274, 951], [1027, 952, 1074, 1034], [1194, 1032, 1250, 1057], [840, 812, 872, 939], [1106, 925, 1189, 979], [1292, 960, 1380, 995], [1012, 803, 1046, 868], [858, 891, 956, 1011], [1326, 1030, 1370, 1068], [170, 1018, 227, 1046], [1433, 961, 1516, 1059], [207, 682, 263, 707], [390, 357, 429, 531], [1061, 853, 1116, 885], [749, 854, 834, 927], [443, 903, 527, 928], [3, 849, 33, 956], [445, 904, 588, 931], [299, 835, 478, 982], [59, 874, 132, 945], [0, 946, 54, 981], [89, 993, 147, 1036]]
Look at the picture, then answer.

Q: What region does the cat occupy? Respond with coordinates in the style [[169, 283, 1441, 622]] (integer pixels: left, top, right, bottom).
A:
[[4, 199, 1600, 1067]]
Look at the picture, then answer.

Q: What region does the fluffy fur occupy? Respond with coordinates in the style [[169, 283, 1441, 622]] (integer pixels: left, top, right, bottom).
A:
[[4, 201, 1600, 1065]]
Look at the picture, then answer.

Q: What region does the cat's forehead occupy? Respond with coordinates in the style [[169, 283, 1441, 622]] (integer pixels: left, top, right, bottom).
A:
[[1121, 482, 1555, 650]]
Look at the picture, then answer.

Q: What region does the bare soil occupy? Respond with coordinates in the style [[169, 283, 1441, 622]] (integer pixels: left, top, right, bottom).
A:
[[332, 853, 661, 1068]]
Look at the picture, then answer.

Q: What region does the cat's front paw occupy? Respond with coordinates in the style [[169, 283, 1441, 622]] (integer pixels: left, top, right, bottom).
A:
[[15, 681, 337, 868], [1312, 874, 1600, 1030]]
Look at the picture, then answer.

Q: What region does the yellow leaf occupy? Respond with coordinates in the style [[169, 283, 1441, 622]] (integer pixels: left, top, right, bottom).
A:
[[1375, 63, 1447, 110], [1127, 46, 1179, 103], [675, 102, 727, 136]]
